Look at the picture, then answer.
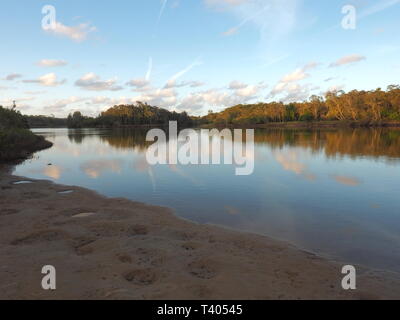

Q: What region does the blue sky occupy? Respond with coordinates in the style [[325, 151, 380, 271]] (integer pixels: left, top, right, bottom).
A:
[[0, 0, 399, 117]]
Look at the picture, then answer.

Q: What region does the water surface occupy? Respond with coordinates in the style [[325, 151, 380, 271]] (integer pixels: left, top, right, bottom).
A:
[[14, 127, 400, 273]]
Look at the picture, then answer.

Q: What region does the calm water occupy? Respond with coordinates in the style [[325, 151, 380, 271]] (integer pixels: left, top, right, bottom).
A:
[[14, 127, 400, 273]]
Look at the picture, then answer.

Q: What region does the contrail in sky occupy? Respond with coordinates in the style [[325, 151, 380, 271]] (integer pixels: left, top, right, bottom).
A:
[[222, 4, 271, 36], [146, 57, 153, 81], [161, 58, 203, 89], [157, 0, 168, 24], [158, 58, 203, 92], [169, 58, 202, 83], [359, 0, 400, 19]]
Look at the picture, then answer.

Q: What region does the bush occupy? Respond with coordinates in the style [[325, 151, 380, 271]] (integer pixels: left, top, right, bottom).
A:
[[0, 128, 52, 162], [0, 105, 28, 129], [0, 106, 53, 162]]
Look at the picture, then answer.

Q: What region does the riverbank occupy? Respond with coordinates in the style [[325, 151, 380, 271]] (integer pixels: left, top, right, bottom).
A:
[[201, 120, 400, 129], [31, 120, 400, 130], [1, 163, 400, 300]]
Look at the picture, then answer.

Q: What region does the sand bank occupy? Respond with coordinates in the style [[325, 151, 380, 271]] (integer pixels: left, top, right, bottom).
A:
[[1, 165, 400, 300]]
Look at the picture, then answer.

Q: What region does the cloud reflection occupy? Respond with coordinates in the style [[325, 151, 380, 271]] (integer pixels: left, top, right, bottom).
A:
[[80, 159, 123, 179], [43, 165, 63, 180], [333, 175, 361, 186]]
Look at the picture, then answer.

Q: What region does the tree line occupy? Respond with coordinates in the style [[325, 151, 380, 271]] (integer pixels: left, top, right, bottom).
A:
[[67, 102, 193, 128], [26, 115, 67, 128], [4, 85, 400, 129], [200, 85, 400, 126]]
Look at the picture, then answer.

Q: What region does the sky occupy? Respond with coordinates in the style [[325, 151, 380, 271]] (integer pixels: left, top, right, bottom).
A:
[[0, 0, 399, 117]]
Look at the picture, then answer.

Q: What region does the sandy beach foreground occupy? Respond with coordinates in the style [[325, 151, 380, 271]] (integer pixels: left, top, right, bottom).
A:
[[1, 165, 400, 300]]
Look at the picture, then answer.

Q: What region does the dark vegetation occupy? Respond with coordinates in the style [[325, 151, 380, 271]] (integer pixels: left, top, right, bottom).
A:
[[0, 106, 52, 162], [26, 115, 67, 128], [66, 102, 193, 128]]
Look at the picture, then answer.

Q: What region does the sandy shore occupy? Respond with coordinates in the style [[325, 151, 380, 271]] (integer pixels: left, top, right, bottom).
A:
[[1, 165, 400, 300]]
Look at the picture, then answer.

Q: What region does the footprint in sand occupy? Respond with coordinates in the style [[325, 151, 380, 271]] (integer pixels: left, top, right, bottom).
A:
[[135, 248, 166, 267], [11, 229, 68, 246], [126, 225, 149, 236], [181, 241, 201, 251], [187, 284, 213, 298], [22, 191, 48, 199], [172, 230, 197, 241], [71, 236, 96, 256], [0, 208, 19, 216], [87, 221, 126, 237], [188, 259, 218, 279], [124, 268, 159, 286], [117, 254, 133, 264]]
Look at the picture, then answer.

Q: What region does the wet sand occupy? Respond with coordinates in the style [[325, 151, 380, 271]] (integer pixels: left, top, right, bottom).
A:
[[1, 165, 400, 300]]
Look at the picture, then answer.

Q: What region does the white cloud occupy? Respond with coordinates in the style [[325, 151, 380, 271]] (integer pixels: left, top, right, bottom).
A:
[[34, 78, 265, 116], [230, 81, 268, 98], [324, 77, 335, 82], [327, 84, 345, 93], [281, 68, 308, 83], [236, 84, 263, 97], [126, 78, 151, 89], [164, 80, 205, 89], [4, 73, 22, 81], [330, 54, 366, 67], [43, 96, 88, 114], [229, 80, 247, 90], [270, 62, 318, 99], [23, 73, 66, 87], [0, 97, 36, 111], [75, 73, 123, 91], [89, 96, 112, 105], [283, 83, 313, 102], [177, 81, 268, 113], [44, 22, 96, 42], [37, 59, 68, 67], [177, 89, 235, 113], [24, 90, 47, 95], [131, 87, 179, 108], [1, 97, 36, 104], [280, 62, 318, 83]]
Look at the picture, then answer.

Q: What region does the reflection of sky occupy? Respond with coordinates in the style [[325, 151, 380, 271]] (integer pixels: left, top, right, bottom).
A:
[[15, 128, 400, 274]]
